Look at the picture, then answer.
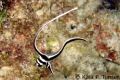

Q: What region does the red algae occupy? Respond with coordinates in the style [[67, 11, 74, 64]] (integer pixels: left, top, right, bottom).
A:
[[94, 24, 119, 64]]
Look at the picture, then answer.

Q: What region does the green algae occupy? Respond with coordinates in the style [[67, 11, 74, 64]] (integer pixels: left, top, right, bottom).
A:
[[1, 52, 8, 60], [0, 9, 7, 28]]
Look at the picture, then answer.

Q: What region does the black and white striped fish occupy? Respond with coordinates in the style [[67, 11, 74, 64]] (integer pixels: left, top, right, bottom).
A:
[[33, 7, 89, 74]]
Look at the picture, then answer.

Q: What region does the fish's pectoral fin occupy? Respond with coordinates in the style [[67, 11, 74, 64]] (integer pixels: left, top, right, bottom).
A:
[[46, 62, 54, 74]]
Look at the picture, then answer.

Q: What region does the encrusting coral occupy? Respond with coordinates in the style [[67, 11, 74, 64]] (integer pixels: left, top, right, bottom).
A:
[[0, 0, 120, 80]]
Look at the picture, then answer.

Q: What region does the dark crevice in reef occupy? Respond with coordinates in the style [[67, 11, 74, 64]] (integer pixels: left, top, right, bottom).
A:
[[2, 0, 20, 10], [98, 0, 120, 10]]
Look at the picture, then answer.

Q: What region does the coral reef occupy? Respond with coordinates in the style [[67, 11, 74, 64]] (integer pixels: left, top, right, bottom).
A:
[[0, 0, 120, 80]]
